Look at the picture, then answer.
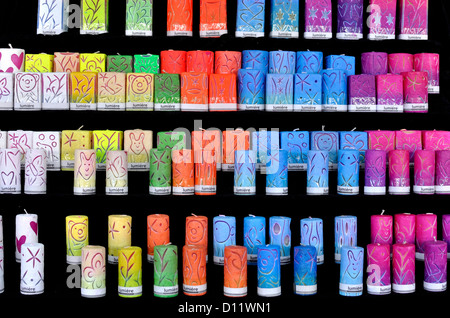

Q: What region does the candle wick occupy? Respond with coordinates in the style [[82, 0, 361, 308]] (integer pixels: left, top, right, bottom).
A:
[[8, 43, 13, 49], [249, 214, 255, 217], [78, 125, 84, 130], [294, 128, 300, 131], [191, 213, 197, 217], [351, 127, 357, 131], [199, 128, 205, 131], [322, 125, 325, 131], [24, 209, 28, 214], [381, 210, 385, 215]]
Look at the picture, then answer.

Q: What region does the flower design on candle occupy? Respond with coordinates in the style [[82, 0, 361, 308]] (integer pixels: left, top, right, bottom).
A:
[[54, 53, 80, 73], [186, 219, 207, 245], [81, 55, 105, 73], [119, 250, 139, 287], [82, 251, 105, 289], [71, 73, 97, 104], [82, 0, 108, 32]]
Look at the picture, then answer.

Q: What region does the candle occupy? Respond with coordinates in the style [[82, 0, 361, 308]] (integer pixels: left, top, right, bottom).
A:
[[337, 149, 360, 195], [105, 150, 128, 195], [413, 150, 435, 195], [185, 215, 208, 261], [157, 131, 186, 151], [160, 50, 186, 74], [269, 51, 296, 74], [149, 149, 172, 195], [93, 130, 123, 170], [61, 130, 92, 171], [97, 72, 126, 111], [0, 46, 25, 73], [294, 73, 322, 112], [186, 51, 214, 74], [311, 131, 339, 170], [243, 215, 265, 264], [0, 215, 3, 293], [66, 215, 89, 265], [371, 213, 393, 246], [265, 74, 294, 112], [134, 54, 160, 73], [0, 131, 5, 148], [266, 149, 288, 195], [154, 74, 181, 111], [167, 0, 193, 36], [54, 52, 80, 73], [325, 55, 355, 76], [269, 0, 299, 38], [361, 52, 388, 76], [424, 241, 447, 292], [0, 73, 13, 110], [443, 215, 450, 258], [336, 0, 363, 40], [154, 245, 178, 298], [14, 72, 42, 111], [222, 130, 250, 172], [215, 51, 241, 75], [194, 150, 217, 195], [366, 243, 391, 295], [180, 72, 209, 112], [7, 130, 33, 168], [242, 50, 269, 73], [339, 131, 368, 165], [118, 246, 143, 298], [81, 245, 106, 298], [436, 150, 450, 194], [304, 0, 332, 39], [394, 214, 416, 245], [376, 74, 404, 112], [300, 217, 324, 264], [388, 53, 414, 75], [108, 215, 132, 264], [125, 0, 153, 36], [395, 130, 423, 162], [402, 71, 428, 113], [416, 213, 437, 260], [126, 73, 154, 111], [252, 130, 280, 171], [108, 54, 132, 71], [123, 129, 152, 171], [236, 0, 265, 38], [224, 246, 248, 297], [257, 245, 281, 297], [367, 0, 396, 40], [24, 149, 47, 195], [234, 150, 256, 195], [237, 69, 266, 111], [399, 0, 428, 40], [293, 245, 317, 295], [321, 69, 347, 112], [414, 53, 439, 94], [367, 130, 396, 153], [25, 54, 54, 73], [213, 215, 236, 265], [20, 243, 44, 295], [306, 150, 329, 195], [392, 243, 415, 294], [42, 73, 70, 110], [69, 72, 98, 111], [37, 0, 69, 34], [281, 130, 309, 171], [269, 216, 291, 264], [296, 51, 323, 74], [183, 245, 207, 296], [0, 149, 21, 194], [172, 149, 194, 195], [147, 214, 170, 262], [192, 130, 222, 171], [81, 0, 108, 34], [334, 215, 357, 263], [80, 53, 106, 73], [15, 213, 39, 262], [209, 74, 237, 111], [339, 246, 364, 296], [388, 150, 410, 195], [200, 0, 227, 37], [364, 149, 387, 195]]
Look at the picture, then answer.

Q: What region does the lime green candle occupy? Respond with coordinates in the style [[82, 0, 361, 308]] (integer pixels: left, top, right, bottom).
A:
[[118, 246, 142, 298], [154, 244, 178, 298], [157, 131, 186, 151], [81, 0, 109, 34], [126, 0, 153, 36]]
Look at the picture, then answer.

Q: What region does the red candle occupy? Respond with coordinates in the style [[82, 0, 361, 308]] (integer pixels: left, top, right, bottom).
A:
[[214, 51, 242, 75], [186, 51, 214, 74], [160, 50, 186, 74]]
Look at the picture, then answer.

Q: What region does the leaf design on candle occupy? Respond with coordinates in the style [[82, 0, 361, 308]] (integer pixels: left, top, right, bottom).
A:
[[94, 132, 121, 164], [167, 0, 193, 32], [82, 0, 107, 32], [126, 0, 152, 31], [72, 73, 96, 104], [38, 0, 60, 30], [393, 246, 415, 285], [224, 249, 247, 288], [119, 250, 136, 287], [154, 247, 177, 287], [43, 73, 68, 104]]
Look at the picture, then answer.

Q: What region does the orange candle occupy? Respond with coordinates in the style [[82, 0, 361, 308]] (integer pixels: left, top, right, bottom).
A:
[[185, 215, 208, 261], [167, 0, 193, 37], [192, 130, 222, 171], [222, 129, 250, 171], [194, 150, 217, 195], [183, 245, 207, 296], [214, 51, 242, 75], [200, 0, 228, 38], [208, 73, 237, 112], [172, 149, 195, 195], [224, 245, 248, 297], [180, 72, 209, 112], [186, 51, 214, 74], [147, 214, 170, 262]]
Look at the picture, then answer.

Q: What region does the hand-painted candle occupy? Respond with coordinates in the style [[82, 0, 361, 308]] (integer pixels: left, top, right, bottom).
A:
[[15, 213, 39, 262], [185, 215, 208, 261], [388, 53, 414, 75], [236, 0, 265, 38], [134, 54, 160, 74], [74, 149, 96, 195], [40, 73, 70, 111], [0, 73, 13, 110], [367, 0, 396, 40], [423, 130, 450, 151], [388, 150, 410, 195], [61, 130, 92, 171], [106, 55, 133, 73], [69, 72, 98, 111], [213, 216, 236, 265], [224, 246, 247, 297], [311, 131, 339, 170], [257, 245, 281, 297], [192, 130, 222, 171], [266, 149, 288, 195], [269, 216, 291, 264], [348, 75, 376, 112], [243, 215, 265, 264], [0, 46, 25, 73], [125, 0, 153, 36], [339, 246, 364, 296], [234, 150, 256, 195], [336, 0, 364, 40], [413, 150, 435, 195], [294, 73, 322, 112], [97, 72, 126, 111], [81, 0, 109, 34], [394, 214, 416, 245], [81, 245, 106, 298], [147, 214, 170, 262], [269, 0, 299, 38], [339, 131, 368, 165], [281, 130, 309, 171], [252, 130, 280, 171], [301, 217, 324, 264], [154, 74, 181, 111], [304, 0, 332, 39], [337, 149, 360, 195], [194, 150, 217, 195], [66, 215, 89, 264], [20, 243, 44, 295], [325, 55, 355, 76], [334, 215, 357, 263], [105, 150, 128, 195], [242, 50, 269, 73], [361, 52, 388, 76], [79, 53, 106, 73], [172, 149, 194, 195], [108, 215, 132, 264], [53, 52, 80, 73], [321, 69, 347, 112], [7, 130, 33, 168], [124, 129, 152, 171], [436, 150, 450, 194], [265, 74, 294, 112], [160, 50, 186, 74], [307, 150, 329, 195], [367, 243, 391, 295], [367, 130, 396, 153], [222, 130, 250, 172], [149, 149, 172, 195], [364, 149, 387, 195], [402, 71, 429, 113], [126, 73, 154, 111], [416, 213, 437, 260], [25, 54, 54, 73], [0, 132, 5, 148], [237, 69, 265, 111], [93, 130, 123, 170], [395, 130, 422, 162], [293, 245, 317, 295], [423, 241, 447, 292], [376, 74, 404, 112], [414, 53, 439, 94], [399, 0, 428, 40], [209, 73, 237, 112], [167, 0, 193, 36], [24, 149, 47, 195], [118, 246, 143, 298], [371, 213, 393, 246], [14, 72, 42, 111], [443, 215, 450, 258], [154, 245, 178, 298], [200, 0, 227, 37], [0, 149, 21, 194], [183, 245, 207, 296], [268, 51, 296, 74], [186, 50, 214, 74], [0, 216, 3, 293], [215, 51, 241, 75], [392, 243, 415, 293], [296, 51, 323, 74], [180, 72, 209, 112]]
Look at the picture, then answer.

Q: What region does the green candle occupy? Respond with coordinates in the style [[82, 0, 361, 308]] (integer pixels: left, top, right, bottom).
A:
[[81, 0, 109, 35], [149, 149, 171, 195], [154, 244, 178, 298], [126, 0, 153, 36], [157, 131, 186, 151], [154, 74, 181, 111], [118, 246, 143, 298], [107, 55, 133, 73], [134, 54, 160, 73]]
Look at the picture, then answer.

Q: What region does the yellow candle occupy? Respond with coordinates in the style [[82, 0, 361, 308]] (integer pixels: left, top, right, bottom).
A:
[[93, 130, 124, 170], [118, 246, 142, 298], [69, 72, 98, 111], [108, 215, 132, 264], [61, 130, 93, 171], [124, 129, 153, 171], [81, 245, 106, 298], [126, 73, 154, 111], [66, 215, 89, 264], [80, 53, 107, 73], [98, 72, 126, 111], [25, 53, 54, 72]]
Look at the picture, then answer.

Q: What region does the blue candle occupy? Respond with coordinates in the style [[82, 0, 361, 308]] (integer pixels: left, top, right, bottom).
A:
[[300, 217, 324, 264], [242, 50, 269, 73], [325, 55, 356, 76], [269, 0, 300, 39], [311, 131, 339, 170], [335, 215, 358, 263], [234, 150, 257, 195], [257, 245, 281, 297], [252, 130, 280, 171], [296, 51, 323, 74], [339, 131, 368, 166], [339, 246, 364, 296], [265, 74, 294, 112], [337, 149, 360, 195], [294, 73, 322, 112], [236, 0, 266, 38], [307, 150, 329, 195], [294, 245, 317, 295], [280, 130, 309, 171], [243, 215, 266, 264], [321, 69, 348, 112], [269, 51, 296, 74], [266, 149, 288, 195], [237, 69, 266, 111], [213, 215, 236, 265], [269, 216, 291, 264]]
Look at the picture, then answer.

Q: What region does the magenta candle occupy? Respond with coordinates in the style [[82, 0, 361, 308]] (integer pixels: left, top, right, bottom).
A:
[[367, 0, 396, 41], [376, 74, 404, 113], [388, 54, 414, 75], [392, 243, 415, 294], [423, 131, 450, 151], [371, 213, 393, 247], [416, 213, 437, 260], [436, 150, 450, 194], [395, 130, 423, 162], [414, 53, 440, 94], [401, 71, 429, 113], [367, 243, 391, 295], [443, 215, 450, 259], [367, 130, 396, 153], [361, 52, 388, 76], [388, 150, 410, 195], [364, 149, 387, 195], [424, 240, 447, 292], [399, 0, 429, 41], [394, 214, 416, 245], [413, 150, 435, 195]]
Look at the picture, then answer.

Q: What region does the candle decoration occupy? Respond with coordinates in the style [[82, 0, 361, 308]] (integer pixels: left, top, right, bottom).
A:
[[388, 53, 414, 75], [97, 72, 126, 111], [149, 149, 172, 195], [124, 129, 152, 171], [416, 213, 437, 260], [413, 150, 435, 195], [236, 0, 266, 38], [257, 245, 281, 297], [186, 50, 214, 74], [200, 0, 227, 37], [134, 54, 160, 73], [154, 73, 181, 111], [325, 55, 355, 76], [209, 74, 237, 111], [7, 130, 33, 167], [436, 150, 450, 194], [167, 0, 193, 36], [336, 0, 363, 40], [194, 150, 217, 195], [321, 69, 347, 112], [20, 243, 44, 295], [337, 149, 360, 195], [242, 50, 269, 73], [192, 130, 221, 171], [183, 245, 207, 296], [180, 72, 209, 112], [395, 130, 422, 162], [154, 245, 178, 298], [237, 69, 265, 111], [185, 215, 208, 261], [269, 216, 291, 265], [80, 53, 106, 73], [125, 0, 153, 36], [296, 51, 323, 74], [301, 217, 324, 264], [126, 73, 154, 110], [294, 73, 322, 112], [118, 246, 143, 298], [15, 213, 39, 262], [81, 245, 106, 298], [93, 130, 123, 170], [42, 73, 70, 110], [388, 150, 410, 195], [0, 46, 25, 73], [414, 53, 439, 94], [392, 243, 415, 294], [108, 215, 132, 264], [172, 149, 194, 195], [281, 130, 309, 171], [0, 73, 13, 110], [243, 215, 265, 264], [66, 215, 89, 264], [0, 149, 21, 194], [367, 130, 396, 153], [234, 150, 256, 195], [376, 74, 404, 112], [25, 54, 54, 73], [265, 74, 294, 112], [157, 131, 186, 151], [306, 150, 329, 195], [294, 245, 317, 295], [81, 0, 109, 34], [269, 51, 296, 74], [269, 0, 299, 38], [443, 215, 450, 258], [339, 246, 364, 296], [399, 0, 428, 40], [105, 150, 128, 195], [367, 243, 391, 295], [304, 0, 332, 39], [106, 55, 133, 73], [266, 149, 288, 195], [24, 149, 47, 195], [361, 52, 388, 76], [215, 51, 241, 75], [334, 215, 357, 263], [14, 72, 42, 111], [394, 213, 416, 245], [339, 131, 368, 165], [160, 50, 186, 74], [424, 241, 447, 292], [224, 245, 247, 297], [364, 150, 387, 195], [73, 149, 96, 195], [311, 131, 339, 170], [147, 214, 170, 262], [69, 72, 98, 110], [252, 130, 280, 171], [402, 71, 428, 113], [367, 0, 396, 40], [222, 130, 250, 172], [53, 52, 80, 73], [371, 213, 393, 247], [213, 215, 236, 265], [61, 130, 92, 171]]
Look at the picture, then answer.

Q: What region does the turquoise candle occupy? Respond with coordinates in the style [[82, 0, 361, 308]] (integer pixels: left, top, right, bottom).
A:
[[300, 217, 324, 264], [234, 150, 257, 195], [257, 245, 281, 297], [294, 245, 317, 295], [213, 215, 236, 265], [243, 215, 266, 264], [269, 216, 291, 264]]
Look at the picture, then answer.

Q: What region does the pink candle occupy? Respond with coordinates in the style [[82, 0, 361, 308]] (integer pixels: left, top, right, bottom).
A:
[[367, 0, 396, 40], [436, 150, 450, 194], [399, 0, 429, 40], [423, 131, 450, 151], [414, 53, 439, 94], [371, 213, 393, 246], [388, 53, 414, 75], [443, 215, 450, 259], [376, 74, 404, 113], [367, 130, 396, 153], [388, 150, 410, 195], [367, 243, 391, 295], [395, 130, 422, 162], [415, 213, 437, 260], [413, 150, 435, 195], [394, 213, 415, 245], [392, 243, 415, 294], [401, 71, 428, 113]]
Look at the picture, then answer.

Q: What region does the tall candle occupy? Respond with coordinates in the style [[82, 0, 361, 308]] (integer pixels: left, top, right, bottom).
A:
[[388, 150, 410, 195], [147, 214, 170, 263], [215, 51, 241, 75], [15, 213, 38, 262], [42, 73, 70, 110], [442, 215, 450, 258], [172, 149, 194, 195], [436, 150, 450, 194], [118, 246, 143, 298], [296, 51, 323, 74], [0, 215, 3, 293], [234, 150, 256, 196], [300, 217, 324, 264], [265, 74, 294, 112], [281, 130, 309, 171], [395, 130, 422, 162], [208, 73, 237, 112], [105, 150, 128, 196], [154, 73, 181, 111], [306, 150, 329, 195], [243, 215, 265, 264], [366, 243, 391, 295], [81, 245, 106, 298], [321, 69, 348, 112], [200, 0, 228, 37], [61, 130, 92, 171], [325, 55, 355, 76], [336, 0, 363, 40], [361, 52, 388, 76], [24, 149, 47, 195], [257, 245, 281, 297], [66, 215, 89, 265], [224, 245, 248, 297], [364, 149, 387, 195], [192, 130, 222, 171], [124, 129, 152, 171], [414, 53, 439, 94], [69, 72, 98, 111], [416, 213, 437, 260], [304, 0, 332, 39], [348, 75, 376, 113], [334, 215, 357, 263], [424, 241, 447, 292], [388, 53, 414, 75], [402, 71, 429, 113], [186, 50, 214, 74], [339, 246, 364, 296], [80, 0, 108, 34], [53, 52, 80, 73], [167, 0, 193, 36], [14, 72, 42, 111], [20, 243, 44, 295], [213, 216, 236, 265], [73, 149, 96, 196], [392, 243, 415, 294], [108, 215, 132, 264], [222, 130, 250, 172], [337, 149, 360, 195], [367, 0, 396, 40], [311, 131, 339, 170], [194, 150, 217, 195], [266, 149, 288, 195], [399, 0, 428, 40], [0, 73, 13, 110], [126, 73, 154, 111], [183, 245, 207, 296], [394, 214, 416, 245], [269, 51, 296, 74], [294, 73, 322, 112], [413, 150, 435, 195], [160, 50, 186, 74], [0, 149, 21, 194], [237, 69, 266, 111], [235, 0, 266, 38], [149, 149, 172, 195], [376, 74, 404, 112], [97, 72, 126, 111], [371, 213, 393, 246], [133, 54, 160, 73], [242, 50, 269, 73], [125, 0, 153, 36], [154, 245, 178, 298], [180, 72, 209, 112], [37, 0, 68, 35], [293, 245, 317, 295], [269, 216, 291, 264], [185, 215, 208, 261], [252, 130, 280, 171], [0, 46, 25, 73]]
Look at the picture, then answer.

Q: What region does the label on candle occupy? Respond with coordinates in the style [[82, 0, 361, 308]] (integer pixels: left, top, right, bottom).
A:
[[149, 186, 171, 195], [367, 284, 392, 295], [348, 104, 377, 112], [392, 283, 415, 294], [377, 104, 403, 113], [126, 102, 154, 111], [339, 283, 363, 294], [304, 32, 332, 39], [126, 30, 152, 36], [368, 34, 395, 41], [119, 286, 143, 297], [70, 103, 97, 111], [214, 256, 224, 265], [224, 286, 248, 297], [62, 161, 75, 170], [296, 104, 323, 112], [238, 103, 264, 111], [336, 33, 362, 40], [235, 31, 264, 38], [147, 254, 154, 263], [97, 103, 125, 111], [307, 187, 329, 195], [280, 256, 290, 264], [234, 186, 256, 195], [416, 252, 424, 260], [288, 163, 307, 171], [167, 31, 192, 36], [195, 185, 216, 194], [337, 186, 359, 195], [323, 104, 347, 112], [74, 187, 96, 195], [266, 187, 288, 195], [81, 288, 106, 298], [399, 34, 428, 41], [183, 284, 207, 295], [423, 281, 447, 292], [108, 255, 118, 264], [155, 103, 181, 111], [435, 186, 450, 194], [222, 164, 235, 171], [295, 284, 317, 295], [317, 254, 324, 264], [404, 103, 428, 112], [181, 103, 208, 112], [154, 285, 178, 296], [129, 163, 150, 171], [257, 287, 281, 297], [248, 254, 257, 263], [270, 31, 299, 38], [335, 253, 341, 262], [200, 30, 228, 37], [20, 286, 44, 295], [209, 103, 237, 112], [173, 186, 195, 195], [428, 86, 440, 94], [106, 187, 128, 195], [413, 185, 435, 194], [265, 104, 294, 112], [364, 186, 386, 195], [389, 186, 410, 195]]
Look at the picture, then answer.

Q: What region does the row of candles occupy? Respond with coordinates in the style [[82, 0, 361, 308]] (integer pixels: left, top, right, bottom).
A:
[[1, 211, 446, 297], [37, 0, 429, 41]]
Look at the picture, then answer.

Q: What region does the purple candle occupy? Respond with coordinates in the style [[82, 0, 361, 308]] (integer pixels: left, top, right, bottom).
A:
[[361, 52, 388, 76], [348, 75, 376, 113], [367, 0, 396, 40], [336, 0, 363, 40], [304, 0, 332, 40], [364, 149, 387, 195], [376, 74, 404, 113], [388, 53, 414, 75], [399, 0, 429, 41], [392, 243, 415, 294], [413, 150, 435, 195], [424, 241, 447, 292], [394, 214, 415, 245], [436, 150, 450, 194], [414, 53, 440, 94], [402, 71, 429, 113], [416, 213, 437, 260], [442, 215, 450, 259], [367, 243, 391, 295], [388, 150, 410, 195]]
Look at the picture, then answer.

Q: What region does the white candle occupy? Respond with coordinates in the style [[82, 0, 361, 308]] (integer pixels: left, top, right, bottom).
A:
[[33, 131, 61, 171], [37, 0, 69, 35], [0, 46, 25, 73], [14, 72, 42, 111], [0, 73, 14, 110], [0, 215, 4, 294], [74, 149, 96, 195], [105, 150, 128, 195], [0, 148, 21, 194], [42, 73, 70, 110], [7, 130, 33, 168], [0, 131, 6, 148], [24, 149, 47, 194], [20, 243, 44, 295], [15, 213, 39, 262]]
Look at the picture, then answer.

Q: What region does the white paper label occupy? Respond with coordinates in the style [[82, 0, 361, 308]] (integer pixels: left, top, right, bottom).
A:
[[294, 104, 322, 112], [280, 256, 290, 264], [195, 185, 216, 194], [416, 252, 424, 260], [167, 31, 193, 37], [404, 103, 428, 112], [423, 281, 447, 292], [389, 186, 410, 195], [126, 102, 154, 111], [265, 104, 294, 112], [307, 187, 329, 195], [335, 253, 341, 262], [66, 255, 82, 265], [377, 104, 403, 113], [364, 186, 386, 195], [398, 34, 428, 40], [42, 102, 70, 110], [337, 186, 359, 195], [209, 103, 237, 111], [248, 254, 258, 263], [266, 187, 288, 195], [97, 103, 126, 111], [234, 186, 256, 195], [257, 286, 281, 297], [149, 186, 171, 195], [336, 32, 363, 40], [428, 86, 440, 94], [108, 255, 118, 264], [392, 283, 415, 294], [323, 104, 347, 112], [128, 162, 150, 171], [238, 103, 264, 111], [270, 31, 299, 38], [367, 284, 392, 295], [368, 33, 395, 41], [288, 163, 307, 171], [413, 185, 435, 194], [155, 103, 181, 111], [183, 284, 207, 295], [70, 103, 97, 111], [73, 187, 95, 195], [14, 103, 41, 111], [119, 286, 143, 297], [106, 187, 128, 195], [61, 161, 74, 170], [173, 186, 195, 195], [222, 164, 235, 171], [435, 185, 450, 194], [304, 32, 332, 39], [339, 283, 363, 294], [0, 102, 13, 111], [181, 103, 208, 112], [154, 285, 178, 296], [214, 256, 224, 265], [200, 30, 228, 37], [224, 286, 248, 297], [235, 31, 264, 38], [81, 288, 106, 298], [126, 30, 153, 37], [348, 104, 377, 112], [295, 284, 317, 295]]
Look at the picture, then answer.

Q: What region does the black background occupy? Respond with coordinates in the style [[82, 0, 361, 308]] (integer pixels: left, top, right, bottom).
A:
[[1, 0, 450, 316]]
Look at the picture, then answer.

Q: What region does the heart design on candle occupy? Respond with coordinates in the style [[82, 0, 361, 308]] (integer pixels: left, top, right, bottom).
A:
[[1, 171, 15, 185], [11, 52, 24, 70], [322, 72, 338, 88], [338, 4, 348, 17], [16, 235, 26, 253], [30, 221, 38, 236]]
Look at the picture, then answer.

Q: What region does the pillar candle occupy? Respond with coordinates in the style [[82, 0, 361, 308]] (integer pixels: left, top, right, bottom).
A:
[[74, 149, 96, 195], [304, 0, 332, 39], [266, 149, 288, 195], [134, 54, 160, 73], [224, 245, 248, 297], [371, 213, 393, 246], [443, 215, 450, 258], [185, 215, 208, 261], [294, 73, 322, 112], [257, 245, 281, 297], [172, 149, 194, 195], [364, 149, 387, 195], [236, 0, 265, 38], [81, 245, 106, 298], [293, 245, 317, 295], [80, 53, 106, 73], [234, 150, 256, 195], [413, 150, 435, 195], [7, 130, 33, 168], [0, 149, 21, 194], [348, 75, 376, 112], [306, 150, 329, 195], [311, 131, 339, 170], [105, 150, 128, 195], [157, 131, 186, 151], [376, 74, 404, 112], [243, 215, 265, 264], [24, 54, 54, 73], [388, 53, 414, 75], [424, 241, 447, 292], [149, 149, 172, 195], [269, 51, 296, 74], [335, 215, 357, 263], [200, 0, 227, 37], [392, 243, 415, 293], [367, 130, 396, 153], [269, 216, 291, 264], [339, 131, 368, 165], [154, 74, 181, 111], [93, 130, 123, 170], [20, 243, 44, 295], [192, 130, 222, 171], [106, 55, 133, 73], [186, 51, 214, 74], [337, 149, 360, 195], [414, 53, 439, 94], [31, 132, 60, 165], [194, 150, 217, 195], [296, 51, 323, 74], [66, 215, 89, 265], [336, 0, 363, 40], [69, 72, 98, 111], [54, 52, 80, 73], [395, 130, 423, 162], [0, 216, 3, 293], [321, 69, 347, 112], [367, 0, 396, 40], [0, 46, 25, 73], [0, 73, 13, 110], [394, 214, 415, 245], [97, 72, 126, 111], [42, 73, 70, 110], [265, 74, 294, 112], [0, 131, 6, 148], [213, 215, 236, 265], [325, 55, 355, 76], [222, 130, 250, 172], [388, 150, 410, 195], [61, 130, 92, 171], [81, 0, 108, 34], [108, 215, 132, 264], [124, 129, 152, 171], [24, 149, 47, 195], [125, 0, 153, 36], [15, 213, 38, 262], [281, 130, 309, 171], [301, 217, 324, 264], [252, 130, 280, 171], [154, 245, 178, 298], [14, 72, 42, 111], [160, 50, 186, 74], [118, 246, 143, 298], [215, 51, 241, 75], [237, 69, 265, 111], [147, 214, 170, 262], [436, 150, 450, 194], [180, 72, 209, 112], [183, 245, 207, 296], [339, 246, 364, 296], [269, 0, 300, 38], [361, 52, 388, 76], [209, 74, 237, 111], [242, 50, 269, 73], [167, 0, 193, 36], [126, 73, 154, 111], [366, 243, 391, 295], [416, 213, 437, 260], [399, 0, 428, 40], [402, 71, 428, 113]]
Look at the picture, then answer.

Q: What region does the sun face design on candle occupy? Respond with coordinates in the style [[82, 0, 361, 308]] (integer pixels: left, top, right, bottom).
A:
[[344, 249, 363, 279], [257, 247, 280, 287], [77, 152, 95, 180], [314, 133, 337, 152], [67, 219, 88, 255], [186, 219, 207, 244]]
